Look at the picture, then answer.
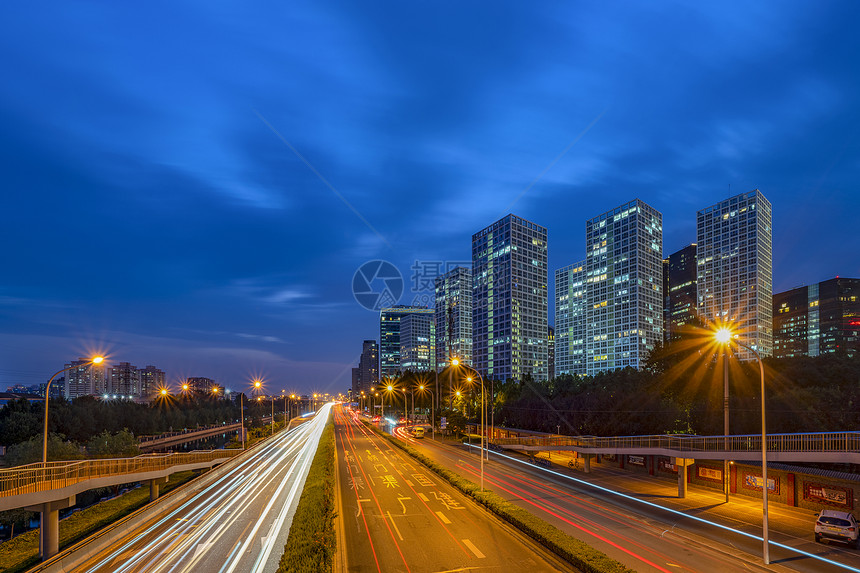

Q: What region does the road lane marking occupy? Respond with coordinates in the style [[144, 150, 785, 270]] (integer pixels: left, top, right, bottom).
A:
[[193, 541, 214, 559], [387, 511, 404, 540], [405, 480, 413, 486], [418, 493, 429, 502], [397, 495, 411, 514], [462, 539, 485, 558], [435, 511, 452, 524]]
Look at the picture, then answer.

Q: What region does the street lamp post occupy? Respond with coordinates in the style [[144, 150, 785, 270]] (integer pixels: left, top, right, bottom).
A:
[[240, 393, 245, 449], [43, 356, 104, 467], [418, 384, 435, 440], [716, 328, 769, 565], [451, 358, 485, 491]]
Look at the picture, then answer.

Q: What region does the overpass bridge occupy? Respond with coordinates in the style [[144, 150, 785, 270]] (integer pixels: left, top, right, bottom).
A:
[[494, 431, 860, 464], [138, 422, 244, 452], [0, 449, 242, 558]]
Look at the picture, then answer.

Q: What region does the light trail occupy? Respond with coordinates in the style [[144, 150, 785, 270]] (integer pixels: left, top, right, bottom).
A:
[[79, 404, 332, 573], [466, 445, 860, 573], [456, 459, 693, 573]]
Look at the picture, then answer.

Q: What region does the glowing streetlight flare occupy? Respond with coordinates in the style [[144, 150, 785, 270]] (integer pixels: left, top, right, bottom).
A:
[[715, 328, 733, 344], [451, 358, 460, 366], [92, 356, 104, 364]]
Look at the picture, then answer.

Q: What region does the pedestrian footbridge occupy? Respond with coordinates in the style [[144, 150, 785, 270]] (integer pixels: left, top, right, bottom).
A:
[[493, 431, 860, 465], [0, 449, 242, 559]]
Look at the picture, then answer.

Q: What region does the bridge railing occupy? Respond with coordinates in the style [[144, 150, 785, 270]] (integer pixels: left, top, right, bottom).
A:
[[493, 431, 860, 454], [0, 449, 242, 498], [139, 422, 242, 443]]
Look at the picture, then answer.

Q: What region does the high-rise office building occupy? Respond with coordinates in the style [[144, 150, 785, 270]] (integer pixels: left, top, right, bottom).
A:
[[434, 266, 472, 368], [399, 313, 436, 372], [773, 277, 860, 358], [138, 365, 165, 400], [354, 339, 379, 395], [65, 358, 107, 399], [697, 190, 773, 359], [584, 199, 663, 375], [547, 325, 555, 380], [664, 243, 698, 341], [555, 261, 586, 376], [109, 362, 140, 398], [379, 306, 434, 377], [472, 214, 548, 382]]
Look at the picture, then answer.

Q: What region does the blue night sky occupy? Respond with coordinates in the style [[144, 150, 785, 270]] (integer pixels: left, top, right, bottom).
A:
[[1, 2, 858, 395]]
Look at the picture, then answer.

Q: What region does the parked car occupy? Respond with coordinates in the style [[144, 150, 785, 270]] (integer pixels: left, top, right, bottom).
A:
[[815, 510, 859, 547]]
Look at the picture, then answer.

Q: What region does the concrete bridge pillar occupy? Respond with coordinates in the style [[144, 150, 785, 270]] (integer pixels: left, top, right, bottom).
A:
[[676, 458, 694, 498], [26, 496, 75, 560], [583, 454, 592, 473], [149, 476, 169, 501]]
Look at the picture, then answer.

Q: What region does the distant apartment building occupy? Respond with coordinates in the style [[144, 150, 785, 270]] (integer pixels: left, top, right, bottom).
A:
[[697, 190, 773, 359], [472, 214, 548, 382], [399, 313, 436, 372], [65, 358, 107, 399], [434, 266, 472, 368], [109, 362, 140, 398], [664, 243, 698, 341], [555, 261, 586, 376], [773, 277, 860, 358], [186, 377, 217, 393], [379, 306, 434, 377], [584, 199, 663, 375], [138, 365, 165, 399]]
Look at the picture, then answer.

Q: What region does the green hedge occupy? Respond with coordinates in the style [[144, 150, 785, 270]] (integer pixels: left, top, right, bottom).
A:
[[365, 422, 634, 573], [0, 471, 198, 573], [277, 414, 336, 573]]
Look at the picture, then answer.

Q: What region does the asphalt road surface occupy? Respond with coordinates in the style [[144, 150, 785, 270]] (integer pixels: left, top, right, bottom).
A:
[[68, 405, 332, 573], [333, 406, 575, 573], [403, 428, 860, 573]]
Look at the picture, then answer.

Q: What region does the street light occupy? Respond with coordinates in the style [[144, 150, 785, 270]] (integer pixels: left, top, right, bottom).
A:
[[452, 358, 486, 491], [418, 383, 435, 440], [42, 356, 104, 466], [716, 328, 770, 565]]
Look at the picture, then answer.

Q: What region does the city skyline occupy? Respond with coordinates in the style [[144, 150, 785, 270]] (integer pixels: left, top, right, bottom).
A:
[[2, 3, 859, 393]]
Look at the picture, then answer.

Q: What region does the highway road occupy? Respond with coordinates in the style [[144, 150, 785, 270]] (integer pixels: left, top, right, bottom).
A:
[[333, 406, 575, 573], [67, 404, 332, 573], [400, 427, 860, 573]]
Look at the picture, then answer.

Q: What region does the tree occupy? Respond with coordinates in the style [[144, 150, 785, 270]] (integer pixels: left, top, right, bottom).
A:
[[86, 429, 141, 458], [4, 433, 84, 466]]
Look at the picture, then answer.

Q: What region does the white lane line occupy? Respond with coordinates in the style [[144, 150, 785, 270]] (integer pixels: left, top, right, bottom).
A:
[[387, 511, 404, 541], [418, 493, 429, 502], [462, 539, 485, 559], [193, 541, 214, 559], [435, 511, 451, 524]]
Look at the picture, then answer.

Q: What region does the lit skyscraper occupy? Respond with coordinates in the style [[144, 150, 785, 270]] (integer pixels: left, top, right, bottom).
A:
[[357, 339, 379, 393], [379, 306, 434, 377], [554, 261, 586, 376], [773, 277, 860, 358], [472, 214, 548, 382], [584, 199, 663, 374], [697, 190, 773, 359], [664, 243, 698, 341], [399, 313, 436, 372], [434, 266, 472, 368]]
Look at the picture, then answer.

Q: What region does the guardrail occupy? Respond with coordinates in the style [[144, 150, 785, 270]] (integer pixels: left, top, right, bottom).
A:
[[138, 422, 243, 443], [493, 431, 860, 455], [0, 450, 242, 499]]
